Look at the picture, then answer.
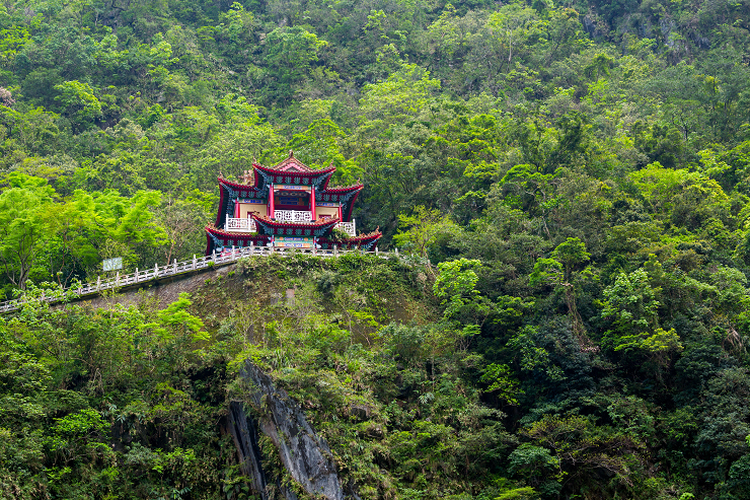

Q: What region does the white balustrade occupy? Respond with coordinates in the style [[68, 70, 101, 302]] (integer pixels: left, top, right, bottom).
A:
[[0, 237, 398, 314], [225, 215, 257, 232], [335, 219, 356, 237], [273, 210, 313, 223]]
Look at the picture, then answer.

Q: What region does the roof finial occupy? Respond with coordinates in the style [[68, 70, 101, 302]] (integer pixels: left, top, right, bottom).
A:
[[289, 150, 294, 158]]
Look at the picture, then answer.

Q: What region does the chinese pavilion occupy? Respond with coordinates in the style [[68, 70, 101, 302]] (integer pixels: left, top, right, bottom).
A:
[[204, 152, 382, 255]]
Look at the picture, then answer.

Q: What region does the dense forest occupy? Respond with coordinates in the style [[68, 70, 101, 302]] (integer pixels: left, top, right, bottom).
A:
[[3, 0, 750, 497]]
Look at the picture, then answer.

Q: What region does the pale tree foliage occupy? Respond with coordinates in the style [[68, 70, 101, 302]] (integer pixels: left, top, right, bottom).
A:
[[45, 191, 101, 286], [358, 63, 441, 139], [421, 5, 485, 80], [0, 86, 15, 107], [464, 5, 544, 93], [393, 205, 459, 268], [433, 257, 481, 320], [0, 175, 169, 291], [602, 266, 683, 374], [602, 268, 661, 339], [54, 80, 102, 131], [485, 5, 544, 73], [263, 26, 328, 103], [0, 187, 53, 289], [422, 4, 463, 70], [190, 95, 284, 185]]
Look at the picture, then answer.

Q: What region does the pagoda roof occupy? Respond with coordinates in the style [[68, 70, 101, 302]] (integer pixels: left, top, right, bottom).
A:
[[217, 173, 337, 192], [204, 226, 271, 254], [320, 230, 381, 243], [218, 177, 266, 192], [214, 178, 269, 227], [205, 225, 266, 238], [344, 231, 382, 243], [251, 214, 342, 238], [251, 152, 336, 190], [216, 152, 361, 197], [254, 164, 335, 194], [254, 162, 336, 179], [318, 230, 382, 250], [251, 214, 340, 230], [323, 183, 363, 194], [263, 151, 319, 173]]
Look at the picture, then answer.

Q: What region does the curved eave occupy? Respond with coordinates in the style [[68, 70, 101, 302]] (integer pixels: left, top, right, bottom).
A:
[[318, 231, 382, 249], [216, 178, 267, 227], [319, 184, 363, 195], [205, 226, 271, 255], [205, 226, 268, 238], [251, 214, 341, 230], [322, 232, 382, 244], [317, 184, 363, 221], [351, 232, 382, 245], [218, 177, 259, 190], [254, 163, 336, 179]]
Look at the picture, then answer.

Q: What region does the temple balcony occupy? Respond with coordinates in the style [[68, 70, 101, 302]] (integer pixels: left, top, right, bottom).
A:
[[274, 210, 313, 223], [335, 220, 356, 237], [225, 216, 257, 233], [255, 210, 356, 237]]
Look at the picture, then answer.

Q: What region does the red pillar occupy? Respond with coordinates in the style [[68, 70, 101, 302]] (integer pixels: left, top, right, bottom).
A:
[[338, 204, 343, 221], [269, 184, 275, 217], [234, 199, 240, 218], [311, 186, 316, 220]]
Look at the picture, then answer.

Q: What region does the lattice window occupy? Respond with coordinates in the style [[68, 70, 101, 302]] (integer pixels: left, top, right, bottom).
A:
[[225, 217, 256, 232], [273, 210, 313, 223]]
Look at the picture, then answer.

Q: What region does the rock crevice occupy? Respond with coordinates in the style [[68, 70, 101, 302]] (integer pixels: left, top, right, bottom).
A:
[[228, 360, 344, 500]]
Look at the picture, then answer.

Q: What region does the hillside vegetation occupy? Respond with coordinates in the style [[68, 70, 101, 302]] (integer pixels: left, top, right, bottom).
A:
[[2, 0, 750, 498]]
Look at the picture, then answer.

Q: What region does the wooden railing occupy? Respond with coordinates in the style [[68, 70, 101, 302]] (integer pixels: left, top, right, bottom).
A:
[[0, 245, 404, 314]]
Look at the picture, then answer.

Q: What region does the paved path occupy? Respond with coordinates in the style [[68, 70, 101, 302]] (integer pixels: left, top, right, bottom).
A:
[[0, 246, 401, 314]]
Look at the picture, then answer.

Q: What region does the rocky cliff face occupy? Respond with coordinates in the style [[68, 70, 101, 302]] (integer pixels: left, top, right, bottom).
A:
[[228, 360, 345, 500]]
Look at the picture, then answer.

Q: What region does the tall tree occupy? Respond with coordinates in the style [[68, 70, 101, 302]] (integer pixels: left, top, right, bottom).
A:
[[0, 186, 54, 290]]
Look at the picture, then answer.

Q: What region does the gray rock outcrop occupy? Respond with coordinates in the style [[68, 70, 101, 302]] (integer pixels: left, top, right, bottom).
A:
[[228, 360, 345, 500]]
